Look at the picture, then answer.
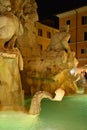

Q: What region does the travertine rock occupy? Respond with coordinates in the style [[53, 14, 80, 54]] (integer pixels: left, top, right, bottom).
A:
[[25, 26, 78, 96]]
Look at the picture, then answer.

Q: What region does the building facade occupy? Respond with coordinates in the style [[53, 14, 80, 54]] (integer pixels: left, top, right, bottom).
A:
[[57, 6, 87, 67], [35, 22, 59, 50]]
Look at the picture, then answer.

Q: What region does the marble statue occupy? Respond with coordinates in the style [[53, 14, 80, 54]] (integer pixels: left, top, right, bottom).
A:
[[47, 25, 71, 52], [0, 0, 24, 111], [0, 0, 23, 50]]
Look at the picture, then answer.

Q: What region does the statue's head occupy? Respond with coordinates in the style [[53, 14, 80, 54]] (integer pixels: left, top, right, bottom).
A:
[[23, 0, 39, 22]]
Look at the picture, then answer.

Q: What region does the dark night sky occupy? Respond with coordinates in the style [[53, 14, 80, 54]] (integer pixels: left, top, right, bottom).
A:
[[36, 0, 87, 20]]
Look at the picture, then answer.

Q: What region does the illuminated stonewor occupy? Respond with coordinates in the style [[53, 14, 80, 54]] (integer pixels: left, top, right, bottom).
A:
[[0, 0, 24, 110], [0, 1, 87, 130], [8, 0, 79, 99], [28, 26, 79, 115], [0, 0, 79, 115], [26, 25, 79, 95]]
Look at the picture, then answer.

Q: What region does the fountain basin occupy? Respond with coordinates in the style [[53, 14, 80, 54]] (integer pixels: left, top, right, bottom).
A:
[[0, 94, 87, 130]]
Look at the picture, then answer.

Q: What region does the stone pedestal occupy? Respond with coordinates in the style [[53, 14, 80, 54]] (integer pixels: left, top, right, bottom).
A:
[[0, 52, 24, 111]]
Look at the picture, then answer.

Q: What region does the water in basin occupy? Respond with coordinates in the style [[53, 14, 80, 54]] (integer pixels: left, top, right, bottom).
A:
[[0, 94, 87, 130]]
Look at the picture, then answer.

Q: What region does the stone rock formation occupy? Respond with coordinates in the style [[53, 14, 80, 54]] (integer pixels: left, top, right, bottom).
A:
[[25, 25, 78, 96]]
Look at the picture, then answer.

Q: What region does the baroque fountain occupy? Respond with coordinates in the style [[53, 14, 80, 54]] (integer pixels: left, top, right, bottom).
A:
[[0, 0, 87, 130]]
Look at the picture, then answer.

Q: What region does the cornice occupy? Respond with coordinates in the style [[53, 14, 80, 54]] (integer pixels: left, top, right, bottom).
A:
[[56, 6, 87, 18]]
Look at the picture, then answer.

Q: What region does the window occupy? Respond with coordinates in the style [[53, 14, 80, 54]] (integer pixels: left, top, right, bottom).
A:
[[38, 29, 43, 36], [82, 16, 87, 25], [81, 48, 87, 54], [66, 20, 70, 25], [47, 31, 51, 38], [84, 32, 87, 41]]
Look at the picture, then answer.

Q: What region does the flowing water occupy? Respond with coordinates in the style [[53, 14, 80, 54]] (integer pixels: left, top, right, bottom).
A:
[[0, 94, 87, 130]]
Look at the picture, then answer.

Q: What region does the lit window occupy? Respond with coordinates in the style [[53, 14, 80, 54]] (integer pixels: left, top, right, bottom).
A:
[[47, 31, 51, 38], [38, 29, 43, 36], [84, 32, 87, 41], [82, 16, 87, 25]]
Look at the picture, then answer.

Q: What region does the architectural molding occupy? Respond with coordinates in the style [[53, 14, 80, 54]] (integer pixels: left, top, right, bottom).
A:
[[56, 6, 87, 18]]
